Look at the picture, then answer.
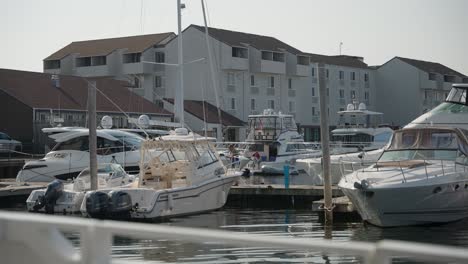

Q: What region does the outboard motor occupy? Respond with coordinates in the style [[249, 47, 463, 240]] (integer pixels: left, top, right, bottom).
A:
[[33, 179, 64, 214], [107, 190, 132, 219], [242, 168, 251, 177], [85, 191, 110, 218]]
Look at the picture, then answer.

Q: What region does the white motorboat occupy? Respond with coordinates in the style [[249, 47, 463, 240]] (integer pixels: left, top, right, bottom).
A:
[[331, 101, 393, 153], [295, 102, 392, 185], [237, 109, 320, 176], [26, 163, 135, 214], [81, 128, 241, 220], [339, 84, 468, 227], [16, 129, 144, 182]]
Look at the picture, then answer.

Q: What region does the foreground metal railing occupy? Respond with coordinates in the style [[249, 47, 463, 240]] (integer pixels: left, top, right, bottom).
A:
[[1, 211, 468, 264]]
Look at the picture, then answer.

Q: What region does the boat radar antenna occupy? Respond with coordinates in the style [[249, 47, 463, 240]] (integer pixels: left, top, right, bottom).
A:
[[80, 78, 150, 138]]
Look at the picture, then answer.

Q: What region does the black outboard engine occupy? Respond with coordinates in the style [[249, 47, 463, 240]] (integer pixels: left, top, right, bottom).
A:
[[107, 191, 133, 219], [33, 179, 64, 214], [242, 168, 251, 177], [85, 191, 110, 218]]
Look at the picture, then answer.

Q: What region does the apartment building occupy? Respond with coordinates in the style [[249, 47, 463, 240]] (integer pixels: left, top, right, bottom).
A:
[[43, 32, 176, 103], [299, 54, 375, 141], [376, 56, 468, 127], [162, 25, 376, 141]]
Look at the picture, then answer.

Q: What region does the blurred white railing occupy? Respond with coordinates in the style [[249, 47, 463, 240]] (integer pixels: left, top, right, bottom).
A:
[[1, 211, 468, 264]]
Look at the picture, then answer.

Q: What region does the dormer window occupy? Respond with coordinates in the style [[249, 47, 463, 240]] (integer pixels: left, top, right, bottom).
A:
[[297, 56, 309, 66], [44, 60, 61, 69], [76, 57, 91, 67], [444, 75, 456, 83], [232, 47, 248, 58], [123, 53, 141, 63], [428, 72, 437, 81], [261, 51, 284, 62]]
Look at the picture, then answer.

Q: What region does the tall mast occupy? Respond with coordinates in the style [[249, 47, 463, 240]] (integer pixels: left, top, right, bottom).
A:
[[174, 0, 185, 126]]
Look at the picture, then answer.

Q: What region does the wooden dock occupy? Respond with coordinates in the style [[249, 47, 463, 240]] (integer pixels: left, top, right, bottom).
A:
[[226, 184, 344, 208]]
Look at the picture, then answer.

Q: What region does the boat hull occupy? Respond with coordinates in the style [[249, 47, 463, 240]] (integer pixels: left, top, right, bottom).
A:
[[81, 174, 240, 220], [342, 181, 468, 227]]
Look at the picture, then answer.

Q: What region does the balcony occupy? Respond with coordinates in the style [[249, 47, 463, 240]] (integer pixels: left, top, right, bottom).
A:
[[222, 57, 249, 71], [75, 65, 109, 77], [288, 89, 296, 97], [250, 86, 259, 95], [266, 88, 275, 96], [261, 60, 286, 74], [295, 64, 309, 77], [122, 62, 153, 75]]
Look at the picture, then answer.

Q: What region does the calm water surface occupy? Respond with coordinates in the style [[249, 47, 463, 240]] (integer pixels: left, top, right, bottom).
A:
[[5, 201, 468, 263]]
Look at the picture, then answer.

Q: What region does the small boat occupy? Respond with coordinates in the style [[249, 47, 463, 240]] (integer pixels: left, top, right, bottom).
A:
[[339, 84, 468, 227], [16, 129, 145, 182], [237, 109, 320, 176], [81, 128, 241, 220], [26, 163, 135, 214]]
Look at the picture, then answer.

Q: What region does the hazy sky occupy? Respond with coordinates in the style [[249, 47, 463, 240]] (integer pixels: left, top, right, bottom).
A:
[[2, 0, 467, 74]]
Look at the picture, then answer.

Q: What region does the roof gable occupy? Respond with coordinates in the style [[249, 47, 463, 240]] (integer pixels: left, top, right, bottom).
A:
[[45, 32, 175, 60], [395, 56, 466, 77], [0, 68, 172, 116], [190, 24, 302, 55], [165, 98, 244, 127], [305, 53, 369, 69]]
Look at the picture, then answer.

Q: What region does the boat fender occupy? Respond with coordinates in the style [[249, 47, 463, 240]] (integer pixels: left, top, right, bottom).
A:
[[108, 191, 133, 214], [354, 180, 369, 190], [85, 191, 110, 217], [33, 179, 64, 214]]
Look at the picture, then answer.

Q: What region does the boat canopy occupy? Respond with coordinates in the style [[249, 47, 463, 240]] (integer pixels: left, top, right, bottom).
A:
[[387, 127, 468, 153]]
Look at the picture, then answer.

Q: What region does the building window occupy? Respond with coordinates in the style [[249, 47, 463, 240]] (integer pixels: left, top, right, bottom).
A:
[[339, 107, 345, 111], [44, 60, 61, 69], [251, 99, 256, 110], [339, 70, 344, 80], [227, 72, 235, 86], [463, 77, 468, 83], [76, 57, 91, 67], [444, 75, 455, 82], [339, 89, 345, 98], [123, 53, 141, 63], [326, 69, 329, 78], [350, 72, 356, 81], [312, 87, 315, 97], [154, 76, 162, 88], [155, 52, 165, 63], [92, 56, 106, 66], [364, 73, 369, 82], [267, 100, 275, 109], [312, 107, 316, 116], [134, 77, 141, 88], [288, 78, 292, 89], [250, 75, 255, 86], [311, 67, 315, 77], [351, 90, 356, 99], [230, 98, 236, 110], [289, 101, 296, 112], [270, 76, 275, 88], [273, 52, 285, 62], [232, 47, 248, 58]]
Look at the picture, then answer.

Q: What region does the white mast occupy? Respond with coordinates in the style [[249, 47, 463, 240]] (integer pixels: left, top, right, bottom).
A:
[[174, 0, 185, 126]]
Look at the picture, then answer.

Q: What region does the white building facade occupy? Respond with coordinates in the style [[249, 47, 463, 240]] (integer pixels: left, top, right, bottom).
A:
[[376, 57, 468, 127]]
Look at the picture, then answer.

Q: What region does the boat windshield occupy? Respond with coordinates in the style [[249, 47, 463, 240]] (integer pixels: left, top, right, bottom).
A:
[[248, 115, 297, 141], [106, 131, 144, 149], [73, 164, 127, 191], [379, 129, 468, 161], [446, 87, 467, 105]]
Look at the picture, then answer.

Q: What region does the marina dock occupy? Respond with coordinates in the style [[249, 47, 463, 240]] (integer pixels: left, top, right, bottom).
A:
[[227, 184, 344, 208]]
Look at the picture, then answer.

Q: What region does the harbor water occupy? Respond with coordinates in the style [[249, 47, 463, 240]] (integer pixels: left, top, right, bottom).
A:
[[6, 204, 468, 263]]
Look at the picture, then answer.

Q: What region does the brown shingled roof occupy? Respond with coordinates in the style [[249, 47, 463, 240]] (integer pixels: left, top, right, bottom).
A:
[[0, 68, 172, 116], [305, 53, 369, 69], [190, 25, 302, 55], [165, 98, 245, 127], [45, 32, 175, 60], [395, 56, 466, 77]]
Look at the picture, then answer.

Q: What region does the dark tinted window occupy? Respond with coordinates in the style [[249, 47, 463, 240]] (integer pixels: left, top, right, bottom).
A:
[[53, 136, 89, 151]]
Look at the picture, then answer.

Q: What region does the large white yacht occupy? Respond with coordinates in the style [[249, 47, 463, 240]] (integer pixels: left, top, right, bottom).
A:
[[238, 109, 320, 175], [339, 84, 468, 227], [81, 128, 241, 220], [16, 129, 144, 182]]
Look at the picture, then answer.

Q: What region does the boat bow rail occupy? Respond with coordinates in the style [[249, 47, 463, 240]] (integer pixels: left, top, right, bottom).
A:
[[1, 211, 468, 264]]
